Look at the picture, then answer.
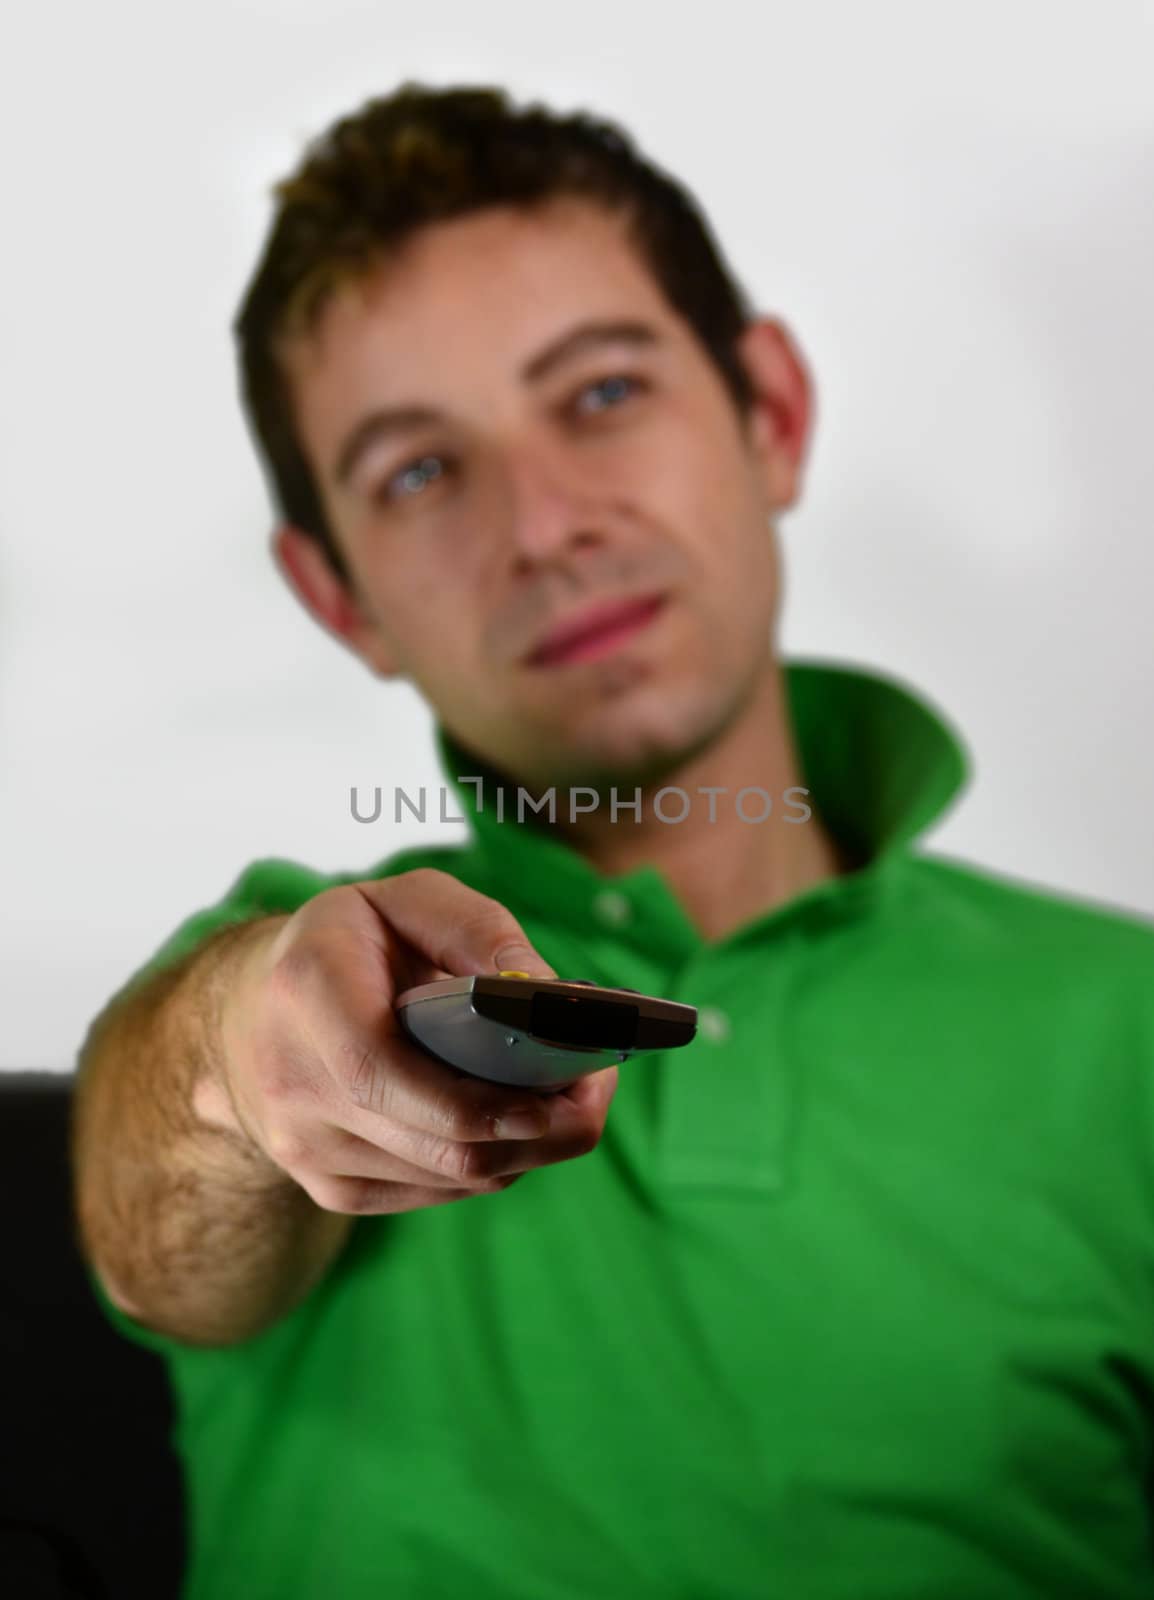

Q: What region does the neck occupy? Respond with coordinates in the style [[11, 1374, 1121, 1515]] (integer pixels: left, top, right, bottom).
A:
[[549, 655, 850, 943]]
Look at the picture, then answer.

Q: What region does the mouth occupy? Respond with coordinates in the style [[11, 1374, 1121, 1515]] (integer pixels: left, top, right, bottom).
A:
[[525, 593, 669, 669]]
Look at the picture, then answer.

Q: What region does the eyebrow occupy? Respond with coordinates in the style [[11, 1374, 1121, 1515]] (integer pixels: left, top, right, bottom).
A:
[[331, 317, 664, 489]]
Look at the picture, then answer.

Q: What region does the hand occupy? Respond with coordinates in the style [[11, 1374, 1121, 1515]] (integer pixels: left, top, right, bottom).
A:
[[197, 869, 620, 1215]]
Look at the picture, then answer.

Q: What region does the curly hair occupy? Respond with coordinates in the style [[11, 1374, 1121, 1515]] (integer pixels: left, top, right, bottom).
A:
[[233, 82, 758, 584]]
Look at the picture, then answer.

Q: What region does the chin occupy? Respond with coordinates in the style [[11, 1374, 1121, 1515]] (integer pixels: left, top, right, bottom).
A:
[[537, 683, 725, 790]]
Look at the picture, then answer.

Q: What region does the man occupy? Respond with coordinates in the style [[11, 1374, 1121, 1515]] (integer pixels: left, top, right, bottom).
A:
[[72, 82, 1154, 1600]]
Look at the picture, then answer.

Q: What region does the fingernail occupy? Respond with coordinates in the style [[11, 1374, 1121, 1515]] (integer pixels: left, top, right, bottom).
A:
[[495, 946, 554, 977], [495, 1107, 550, 1139]]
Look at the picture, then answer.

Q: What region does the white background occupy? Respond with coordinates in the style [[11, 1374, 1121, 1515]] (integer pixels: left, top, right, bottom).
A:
[[1, 0, 1151, 1072]]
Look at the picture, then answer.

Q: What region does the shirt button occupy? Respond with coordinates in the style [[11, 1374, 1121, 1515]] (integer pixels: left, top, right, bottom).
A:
[[592, 888, 632, 927], [698, 1006, 731, 1044]]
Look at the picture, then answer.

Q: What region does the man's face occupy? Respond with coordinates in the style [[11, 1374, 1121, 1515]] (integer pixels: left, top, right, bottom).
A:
[[276, 196, 809, 792]]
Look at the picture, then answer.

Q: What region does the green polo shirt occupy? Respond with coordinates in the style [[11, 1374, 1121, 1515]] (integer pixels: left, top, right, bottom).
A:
[[85, 655, 1154, 1600]]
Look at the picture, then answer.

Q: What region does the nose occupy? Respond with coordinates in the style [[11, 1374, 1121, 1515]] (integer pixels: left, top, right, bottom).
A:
[[499, 441, 605, 567]]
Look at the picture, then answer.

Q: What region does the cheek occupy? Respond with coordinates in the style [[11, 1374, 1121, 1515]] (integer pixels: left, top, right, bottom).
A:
[[690, 521, 780, 660], [399, 618, 472, 686], [354, 556, 469, 679], [394, 585, 484, 697], [649, 422, 760, 550]]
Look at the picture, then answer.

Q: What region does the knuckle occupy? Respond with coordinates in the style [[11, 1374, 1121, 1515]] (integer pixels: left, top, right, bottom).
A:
[[461, 903, 523, 945], [266, 941, 323, 1000], [336, 1038, 388, 1111], [434, 1139, 492, 1185], [419, 1090, 483, 1143], [399, 867, 451, 888], [253, 1057, 301, 1105], [264, 1127, 310, 1171], [448, 887, 523, 942]]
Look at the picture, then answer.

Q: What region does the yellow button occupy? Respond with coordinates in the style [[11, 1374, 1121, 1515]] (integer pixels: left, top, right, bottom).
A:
[[497, 969, 531, 978]]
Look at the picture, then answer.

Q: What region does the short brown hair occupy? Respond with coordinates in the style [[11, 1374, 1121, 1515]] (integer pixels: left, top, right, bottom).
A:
[[233, 82, 758, 585]]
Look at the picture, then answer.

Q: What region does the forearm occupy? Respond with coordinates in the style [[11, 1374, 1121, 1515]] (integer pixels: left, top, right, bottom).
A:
[[71, 915, 355, 1348]]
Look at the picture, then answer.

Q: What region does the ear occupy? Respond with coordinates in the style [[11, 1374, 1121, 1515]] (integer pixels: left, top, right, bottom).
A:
[[733, 317, 814, 512], [271, 523, 403, 678]]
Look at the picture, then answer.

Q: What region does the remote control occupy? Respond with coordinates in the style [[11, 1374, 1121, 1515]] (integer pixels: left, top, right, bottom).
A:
[[395, 971, 698, 1091]]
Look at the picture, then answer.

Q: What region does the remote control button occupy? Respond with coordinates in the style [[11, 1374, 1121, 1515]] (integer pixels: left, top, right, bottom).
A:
[[497, 969, 531, 978]]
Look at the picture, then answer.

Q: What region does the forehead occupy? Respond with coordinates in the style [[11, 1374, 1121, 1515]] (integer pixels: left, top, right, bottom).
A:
[[278, 198, 684, 412]]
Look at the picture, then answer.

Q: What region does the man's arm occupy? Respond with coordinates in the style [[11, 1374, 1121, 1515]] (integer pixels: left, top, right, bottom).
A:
[[70, 915, 355, 1349], [74, 868, 618, 1353]]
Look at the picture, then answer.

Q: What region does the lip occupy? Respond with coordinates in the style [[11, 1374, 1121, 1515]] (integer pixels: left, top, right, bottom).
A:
[[525, 592, 668, 668]]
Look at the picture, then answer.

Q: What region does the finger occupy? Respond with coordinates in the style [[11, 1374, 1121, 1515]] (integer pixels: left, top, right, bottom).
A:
[[265, 1122, 515, 1190], [329, 1094, 607, 1185], [352, 868, 558, 981], [301, 1174, 517, 1217]]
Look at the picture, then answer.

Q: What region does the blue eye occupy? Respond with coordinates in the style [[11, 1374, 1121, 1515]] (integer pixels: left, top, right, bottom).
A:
[[575, 373, 644, 414], [381, 454, 446, 504]]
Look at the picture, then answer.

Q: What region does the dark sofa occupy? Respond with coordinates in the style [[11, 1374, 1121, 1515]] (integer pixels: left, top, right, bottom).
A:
[[0, 1071, 185, 1598]]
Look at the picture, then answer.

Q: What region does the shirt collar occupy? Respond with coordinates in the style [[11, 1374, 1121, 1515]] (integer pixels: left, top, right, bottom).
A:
[[432, 656, 970, 954]]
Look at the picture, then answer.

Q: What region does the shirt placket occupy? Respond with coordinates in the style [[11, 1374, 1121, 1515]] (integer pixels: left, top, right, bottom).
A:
[[655, 931, 807, 1199]]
